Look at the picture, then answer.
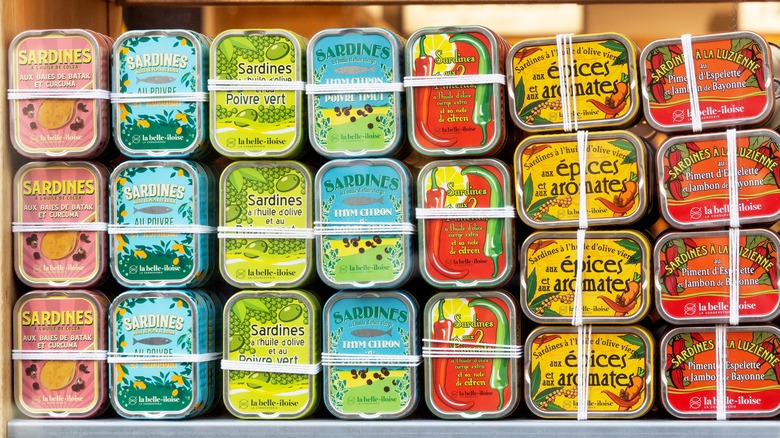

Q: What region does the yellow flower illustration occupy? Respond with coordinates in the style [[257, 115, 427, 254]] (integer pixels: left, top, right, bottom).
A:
[[121, 47, 129, 55], [137, 119, 150, 129], [117, 177, 127, 185], [177, 169, 184, 176], [120, 210, 128, 217], [116, 371, 125, 383], [123, 79, 131, 86], [172, 375, 184, 385], [175, 113, 188, 124], [119, 104, 130, 122], [172, 243, 185, 254], [175, 127, 182, 135], [181, 38, 188, 46], [173, 257, 180, 265], [133, 249, 147, 259], [133, 381, 147, 390], [117, 308, 126, 316], [172, 389, 179, 396], [176, 299, 183, 308], [120, 340, 127, 347]]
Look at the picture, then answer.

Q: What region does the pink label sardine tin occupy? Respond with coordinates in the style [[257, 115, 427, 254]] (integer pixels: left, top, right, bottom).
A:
[[14, 161, 109, 288], [8, 29, 112, 158]]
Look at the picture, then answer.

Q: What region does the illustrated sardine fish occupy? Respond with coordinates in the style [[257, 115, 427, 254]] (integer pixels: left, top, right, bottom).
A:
[[134, 206, 173, 214], [133, 337, 172, 345], [334, 64, 375, 75], [351, 328, 393, 338], [342, 195, 383, 206], [137, 75, 176, 84]]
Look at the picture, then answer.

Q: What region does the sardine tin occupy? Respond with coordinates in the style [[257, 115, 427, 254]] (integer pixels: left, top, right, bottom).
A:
[[525, 325, 654, 419], [113, 29, 210, 158], [406, 26, 510, 157], [223, 289, 320, 419], [219, 161, 313, 288], [507, 33, 640, 133], [520, 230, 651, 324], [660, 325, 780, 418], [658, 129, 780, 229], [416, 159, 514, 288], [424, 290, 520, 419], [515, 130, 648, 228], [323, 290, 418, 419], [109, 160, 214, 288], [640, 31, 773, 133], [13, 289, 110, 418], [8, 29, 112, 158], [307, 27, 405, 158], [14, 161, 109, 288], [314, 158, 414, 289], [654, 229, 780, 324], [210, 29, 307, 158]]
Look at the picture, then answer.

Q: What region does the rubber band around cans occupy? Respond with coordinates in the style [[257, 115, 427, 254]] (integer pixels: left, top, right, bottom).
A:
[[110, 91, 208, 104], [715, 324, 728, 420], [414, 206, 516, 220], [306, 82, 404, 95], [403, 74, 506, 88], [207, 79, 306, 92], [421, 339, 522, 359], [217, 225, 315, 240], [726, 129, 740, 326], [577, 324, 592, 421], [681, 34, 703, 132], [313, 221, 416, 236], [322, 353, 422, 367], [107, 351, 221, 364], [8, 88, 111, 101], [571, 131, 590, 327], [12, 349, 108, 361], [107, 224, 216, 235], [12, 221, 109, 233], [556, 34, 578, 132], [221, 359, 322, 375]]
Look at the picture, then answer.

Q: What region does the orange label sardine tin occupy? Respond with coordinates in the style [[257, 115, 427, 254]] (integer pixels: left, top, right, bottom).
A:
[[641, 32, 773, 132]]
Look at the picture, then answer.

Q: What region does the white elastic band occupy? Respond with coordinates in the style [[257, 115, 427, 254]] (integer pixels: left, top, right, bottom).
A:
[[12, 222, 108, 233], [321, 353, 422, 367], [12, 349, 108, 361], [217, 226, 314, 240], [421, 338, 522, 359], [572, 131, 589, 327], [221, 359, 321, 375], [306, 82, 404, 95], [107, 351, 221, 364], [577, 131, 589, 230], [110, 92, 208, 103], [681, 34, 703, 132], [556, 34, 578, 132], [415, 207, 516, 219], [577, 324, 592, 421], [728, 228, 740, 325], [207, 79, 306, 92], [715, 324, 728, 420], [108, 224, 216, 235], [314, 221, 416, 236], [403, 74, 506, 87], [726, 129, 740, 325], [8, 89, 111, 100]]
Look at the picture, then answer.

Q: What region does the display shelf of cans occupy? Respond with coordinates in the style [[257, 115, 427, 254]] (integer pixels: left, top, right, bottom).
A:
[[6, 10, 780, 438]]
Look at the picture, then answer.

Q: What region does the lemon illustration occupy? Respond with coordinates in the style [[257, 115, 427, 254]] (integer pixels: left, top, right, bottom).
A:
[[416, 34, 456, 75], [439, 298, 476, 339], [429, 166, 470, 205]]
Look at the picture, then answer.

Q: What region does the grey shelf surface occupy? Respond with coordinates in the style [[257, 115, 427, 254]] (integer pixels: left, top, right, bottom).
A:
[[8, 418, 780, 437]]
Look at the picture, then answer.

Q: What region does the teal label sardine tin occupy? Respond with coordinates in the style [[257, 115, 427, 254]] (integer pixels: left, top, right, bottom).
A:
[[323, 290, 419, 419], [315, 158, 414, 289], [307, 27, 405, 158], [113, 30, 210, 158], [109, 289, 220, 419], [110, 160, 214, 288]]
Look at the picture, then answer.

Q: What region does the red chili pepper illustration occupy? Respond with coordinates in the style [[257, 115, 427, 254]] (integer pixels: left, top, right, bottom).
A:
[[758, 341, 775, 366], [672, 338, 686, 356], [737, 46, 755, 74], [523, 144, 550, 157], [532, 334, 561, 346], [432, 299, 475, 411], [528, 239, 556, 254], [598, 296, 637, 314], [774, 361, 780, 385], [425, 168, 468, 279], [668, 178, 684, 201], [665, 244, 679, 264], [414, 35, 456, 148], [682, 238, 697, 249], [587, 99, 627, 116], [768, 262, 778, 289], [685, 141, 701, 152], [665, 274, 680, 296], [602, 389, 642, 408], [669, 45, 683, 56], [690, 333, 705, 343], [751, 245, 769, 271], [596, 197, 635, 216], [755, 59, 766, 91], [755, 144, 772, 170], [670, 368, 685, 389], [514, 47, 541, 64]]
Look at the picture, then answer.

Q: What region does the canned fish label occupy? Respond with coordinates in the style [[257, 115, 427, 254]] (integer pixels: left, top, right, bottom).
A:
[[416, 159, 514, 288], [113, 30, 210, 157], [315, 158, 413, 288], [14, 162, 109, 288], [406, 26, 508, 156], [13, 290, 109, 418], [210, 29, 306, 158], [507, 33, 640, 132], [658, 129, 780, 228], [424, 290, 520, 419], [219, 161, 313, 288], [8, 29, 111, 158], [661, 325, 780, 418], [323, 290, 418, 419], [641, 31, 773, 132], [520, 230, 651, 324], [110, 160, 213, 287], [223, 290, 320, 419], [525, 325, 654, 418], [515, 130, 648, 228], [655, 229, 780, 324], [307, 27, 405, 158]]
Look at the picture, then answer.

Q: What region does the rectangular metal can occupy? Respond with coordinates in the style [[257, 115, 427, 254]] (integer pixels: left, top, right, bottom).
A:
[[416, 159, 514, 288], [525, 325, 654, 418], [660, 325, 780, 418], [514, 130, 649, 228], [307, 27, 405, 158], [507, 33, 640, 133], [655, 229, 780, 324], [520, 230, 651, 324], [641, 31, 773, 132], [323, 290, 419, 419], [658, 128, 780, 228], [8, 29, 112, 158], [14, 161, 109, 288], [424, 290, 520, 419], [210, 29, 307, 158], [223, 289, 321, 419], [13, 289, 110, 418]]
